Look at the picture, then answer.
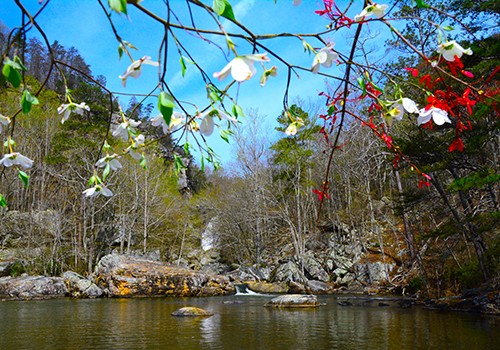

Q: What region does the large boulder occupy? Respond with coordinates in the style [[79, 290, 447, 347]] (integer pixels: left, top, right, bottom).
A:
[[0, 276, 68, 299], [63, 271, 104, 298], [246, 281, 288, 294], [270, 261, 306, 283], [265, 294, 320, 308], [94, 254, 234, 297], [302, 252, 330, 282]]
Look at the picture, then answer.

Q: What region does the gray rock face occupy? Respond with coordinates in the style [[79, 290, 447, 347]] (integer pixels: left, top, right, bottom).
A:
[[0, 260, 15, 277], [270, 261, 306, 283], [356, 261, 395, 284], [0, 276, 68, 299], [265, 294, 319, 308], [302, 253, 330, 282], [62, 271, 104, 298], [95, 254, 234, 297], [227, 265, 272, 282], [306, 280, 335, 294]]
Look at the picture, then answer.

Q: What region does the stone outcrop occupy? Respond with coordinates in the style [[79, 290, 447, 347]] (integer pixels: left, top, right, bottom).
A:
[[94, 254, 234, 297], [0, 276, 68, 299], [246, 281, 288, 294], [265, 294, 320, 308], [171, 306, 214, 317], [63, 271, 104, 298], [302, 252, 330, 282], [269, 261, 306, 283]]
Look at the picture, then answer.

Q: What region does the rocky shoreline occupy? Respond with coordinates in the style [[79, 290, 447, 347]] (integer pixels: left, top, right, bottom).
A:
[[0, 253, 498, 315]]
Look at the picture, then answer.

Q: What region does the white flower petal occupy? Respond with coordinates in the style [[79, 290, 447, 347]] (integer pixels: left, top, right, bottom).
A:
[[402, 98, 419, 114], [231, 57, 254, 82], [285, 123, 298, 136], [83, 187, 97, 198], [151, 114, 169, 134], [213, 61, 233, 81], [311, 44, 338, 74], [109, 158, 122, 170], [100, 186, 114, 197], [200, 115, 215, 136]]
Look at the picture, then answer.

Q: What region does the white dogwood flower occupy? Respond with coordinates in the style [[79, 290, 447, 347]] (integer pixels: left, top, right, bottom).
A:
[[417, 107, 451, 125], [151, 111, 184, 134], [112, 118, 141, 141], [58, 102, 90, 124], [95, 154, 122, 171], [126, 134, 145, 160], [312, 43, 339, 74], [0, 152, 34, 169], [83, 184, 113, 198], [199, 109, 237, 137], [119, 56, 159, 87], [436, 40, 473, 62], [213, 53, 270, 82], [389, 98, 419, 121], [354, 3, 388, 21]]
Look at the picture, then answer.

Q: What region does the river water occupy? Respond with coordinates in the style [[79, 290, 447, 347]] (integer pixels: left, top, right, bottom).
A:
[[0, 294, 498, 349]]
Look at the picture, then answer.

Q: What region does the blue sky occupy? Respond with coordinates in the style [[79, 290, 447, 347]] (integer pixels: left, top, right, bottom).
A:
[[1, 0, 371, 165]]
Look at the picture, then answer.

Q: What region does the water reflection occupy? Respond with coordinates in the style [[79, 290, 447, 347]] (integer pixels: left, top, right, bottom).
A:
[[0, 295, 498, 350]]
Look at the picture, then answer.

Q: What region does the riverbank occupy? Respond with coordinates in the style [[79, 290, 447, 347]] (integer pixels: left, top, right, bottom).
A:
[[1, 253, 498, 316]]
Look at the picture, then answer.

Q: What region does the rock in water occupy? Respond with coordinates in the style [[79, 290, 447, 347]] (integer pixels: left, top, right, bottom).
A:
[[172, 307, 214, 317], [265, 294, 319, 308], [95, 254, 234, 297]]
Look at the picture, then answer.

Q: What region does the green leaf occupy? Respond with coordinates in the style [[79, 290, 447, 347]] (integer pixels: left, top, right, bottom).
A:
[[118, 44, 124, 59], [123, 41, 137, 50], [327, 104, 336, 115], [183, 142, 190, 156], [102, 163, 111, 181], [88, 176, 96, 186], [179, 56, 187, 77], [173, 154, 186, 173], [357, 77, 366, 96], [414, 0, 429, 8], [213, 0, 236, 21], [2, 58, 22, 88], [18, 170, 29, 188], [442, 25, 454, 31], [0, 194, 7, 207], [200, 156, 205, 172], [219, 129, 233, 143], [140, 154, 147, 169], [207, 84, 221, 103], [109, 0, 127, 14], [158, 91, 175, 127], [21, 90, 39, 114], [232, 104, 245, 118], [13, 56, 27, 71]]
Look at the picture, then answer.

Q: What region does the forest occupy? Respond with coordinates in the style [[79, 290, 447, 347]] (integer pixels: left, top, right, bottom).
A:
[[0, 0, 499, 299]]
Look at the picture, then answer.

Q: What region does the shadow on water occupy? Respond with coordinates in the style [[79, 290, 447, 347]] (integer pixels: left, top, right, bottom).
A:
[[0, 294, 499, 350]]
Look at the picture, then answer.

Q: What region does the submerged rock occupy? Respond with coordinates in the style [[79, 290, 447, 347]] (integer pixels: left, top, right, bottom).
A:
[[265, 294, 319, 308], [95, 254, 234, 297], [63, 271, 104, 298], [0, 276, 68, 299], [171, 306, 214, 317]]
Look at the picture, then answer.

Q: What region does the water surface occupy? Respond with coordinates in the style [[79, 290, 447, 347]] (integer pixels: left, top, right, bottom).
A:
[[0, 295, 498, 349]]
